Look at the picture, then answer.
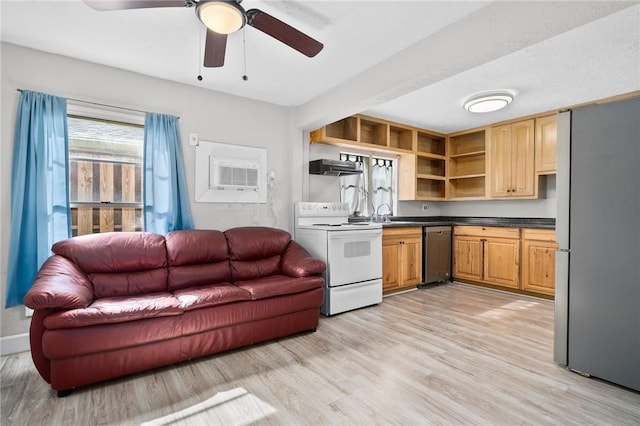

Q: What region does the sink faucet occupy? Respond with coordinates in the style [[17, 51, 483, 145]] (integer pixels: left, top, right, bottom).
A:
[[373, 203, 392, 223]]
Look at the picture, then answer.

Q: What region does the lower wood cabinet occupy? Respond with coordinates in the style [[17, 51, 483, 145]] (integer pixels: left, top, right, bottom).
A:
[[453, 225, 556, 298], [484, 237, 520, 288], [521, 229, 557, 296], [453, 226, 520, 289], [382, 227, 422, 295], [452, 234, 483, 281]]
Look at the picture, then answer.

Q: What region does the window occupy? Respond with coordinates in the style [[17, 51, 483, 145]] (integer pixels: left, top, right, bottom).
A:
[[340, 152, 396, 218], [67, 115, 144, 236]]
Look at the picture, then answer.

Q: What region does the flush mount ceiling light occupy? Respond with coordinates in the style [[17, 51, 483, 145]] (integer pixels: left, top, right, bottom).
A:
[[463, 91, 514, 113], [197, 0, 246, 35]]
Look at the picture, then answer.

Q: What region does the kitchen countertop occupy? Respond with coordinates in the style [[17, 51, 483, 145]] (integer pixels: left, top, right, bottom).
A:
[[351, 216, 555, 229]]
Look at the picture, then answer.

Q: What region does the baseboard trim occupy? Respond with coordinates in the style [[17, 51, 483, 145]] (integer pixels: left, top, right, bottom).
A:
[[1, 333, 30, 356]]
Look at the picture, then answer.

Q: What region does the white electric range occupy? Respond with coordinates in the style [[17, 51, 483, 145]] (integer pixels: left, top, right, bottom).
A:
[[294, 202, 383, 316]]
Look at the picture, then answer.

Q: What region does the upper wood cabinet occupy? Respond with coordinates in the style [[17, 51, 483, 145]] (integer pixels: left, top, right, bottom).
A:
[[311, 112, 554, 202], [490, 119, 535, 198], [535, 115, 558, 174]]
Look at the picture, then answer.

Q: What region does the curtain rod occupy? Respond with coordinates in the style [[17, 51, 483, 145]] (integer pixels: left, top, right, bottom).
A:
[[16, 88, 180, 119]]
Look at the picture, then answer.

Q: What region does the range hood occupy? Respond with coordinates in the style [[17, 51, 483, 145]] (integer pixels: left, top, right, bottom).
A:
[[309, 159, 363, 176]]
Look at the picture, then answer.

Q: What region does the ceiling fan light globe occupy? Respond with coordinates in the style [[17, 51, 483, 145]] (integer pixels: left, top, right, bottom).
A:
[[198, 1, 246, 35]]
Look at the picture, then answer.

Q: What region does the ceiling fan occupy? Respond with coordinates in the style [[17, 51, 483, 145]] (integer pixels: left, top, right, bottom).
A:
[[83, 0, 324, 68]]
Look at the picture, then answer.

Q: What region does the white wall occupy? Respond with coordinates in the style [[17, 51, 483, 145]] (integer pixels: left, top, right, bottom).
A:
[[0, 43, 293, 338]]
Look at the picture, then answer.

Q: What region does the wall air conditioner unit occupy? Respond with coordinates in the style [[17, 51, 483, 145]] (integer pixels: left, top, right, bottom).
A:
[[210, 157, 260, 191], [195, 140, 267, 203]]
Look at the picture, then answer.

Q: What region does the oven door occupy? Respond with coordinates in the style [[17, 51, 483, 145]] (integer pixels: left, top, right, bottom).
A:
[[327, 229, 382, 287]]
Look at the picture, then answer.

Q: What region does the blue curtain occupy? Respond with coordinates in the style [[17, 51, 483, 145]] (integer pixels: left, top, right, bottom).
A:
[[143, 113, 194, 233], [6, 91, 70, 308]]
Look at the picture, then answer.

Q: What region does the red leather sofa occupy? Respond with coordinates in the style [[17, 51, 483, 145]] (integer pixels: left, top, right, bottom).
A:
[[24, 227, 325, 396]]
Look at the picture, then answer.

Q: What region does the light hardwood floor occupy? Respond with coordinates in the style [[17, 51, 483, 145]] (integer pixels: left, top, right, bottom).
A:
[[2, 283, 639, 425]]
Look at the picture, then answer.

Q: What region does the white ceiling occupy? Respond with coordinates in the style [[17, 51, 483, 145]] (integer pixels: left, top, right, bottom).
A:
[[2, 1, 639, 133]]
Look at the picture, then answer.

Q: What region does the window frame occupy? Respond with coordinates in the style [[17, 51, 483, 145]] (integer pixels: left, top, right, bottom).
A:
[[339, 151, 398, 217], [67, 103, 145, 236]]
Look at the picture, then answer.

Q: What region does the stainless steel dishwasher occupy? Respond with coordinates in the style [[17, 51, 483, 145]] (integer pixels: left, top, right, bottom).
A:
[[423, 226, 452, 284]]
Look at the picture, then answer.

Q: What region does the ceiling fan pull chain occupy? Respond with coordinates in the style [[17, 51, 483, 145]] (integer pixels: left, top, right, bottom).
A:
[[242, 27, 248, 81], [197, 24, 203, 81]]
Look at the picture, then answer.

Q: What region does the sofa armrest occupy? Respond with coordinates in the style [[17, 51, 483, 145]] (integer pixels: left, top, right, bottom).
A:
[[281, 241, 326, 277], [24, 255, 94, 310]]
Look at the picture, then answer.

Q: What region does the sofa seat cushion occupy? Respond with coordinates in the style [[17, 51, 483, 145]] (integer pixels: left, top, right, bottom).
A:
[[181, 301, 254, 336], [43, 293, 183, 329], [234, 275, 324, 300], [42, 316, 182, 360], [173, 283, 251, 311]]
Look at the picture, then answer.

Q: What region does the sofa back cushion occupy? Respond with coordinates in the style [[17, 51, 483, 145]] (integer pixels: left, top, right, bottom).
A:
[[52, 232, 167, 298], [165, 230, 231, 291], [225, 227, 291, 281]]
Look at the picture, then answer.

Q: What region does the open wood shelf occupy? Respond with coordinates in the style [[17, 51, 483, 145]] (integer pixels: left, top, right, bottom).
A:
[[448, 176, 486, 199], [416, 178, 446, 199], [449, 154, 485, 178], [417, 131, 446, 156], [449, 131, 486, 156], [324, 116, 358, 141], [448, 173, 485, 180], [449, 150, 485, 159], [417, 156, 446, 178], [417, 152, 446, 160], [360, 118, 388, 146], [447, 128, 488, 199], [417, 174, 446, 180], [389, 125, 414, 150]]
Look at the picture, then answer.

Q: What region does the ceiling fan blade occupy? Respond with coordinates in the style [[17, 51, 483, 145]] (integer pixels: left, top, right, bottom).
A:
[[204, 29, 227, 68], [83, 0, 187, 11], [246, 9, 323, 58]]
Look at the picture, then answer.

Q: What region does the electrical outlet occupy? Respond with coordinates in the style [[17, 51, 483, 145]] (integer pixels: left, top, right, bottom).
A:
[[422, 204, 429, 211], [189, 133, 199, 146], [25, 307, 33, 317]]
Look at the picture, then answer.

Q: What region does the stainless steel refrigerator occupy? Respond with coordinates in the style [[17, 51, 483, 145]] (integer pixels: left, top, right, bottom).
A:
[[554, 96, 640, 391]]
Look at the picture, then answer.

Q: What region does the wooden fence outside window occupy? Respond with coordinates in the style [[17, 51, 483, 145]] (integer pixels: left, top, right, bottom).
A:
[[69, 159, 143, 236]]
